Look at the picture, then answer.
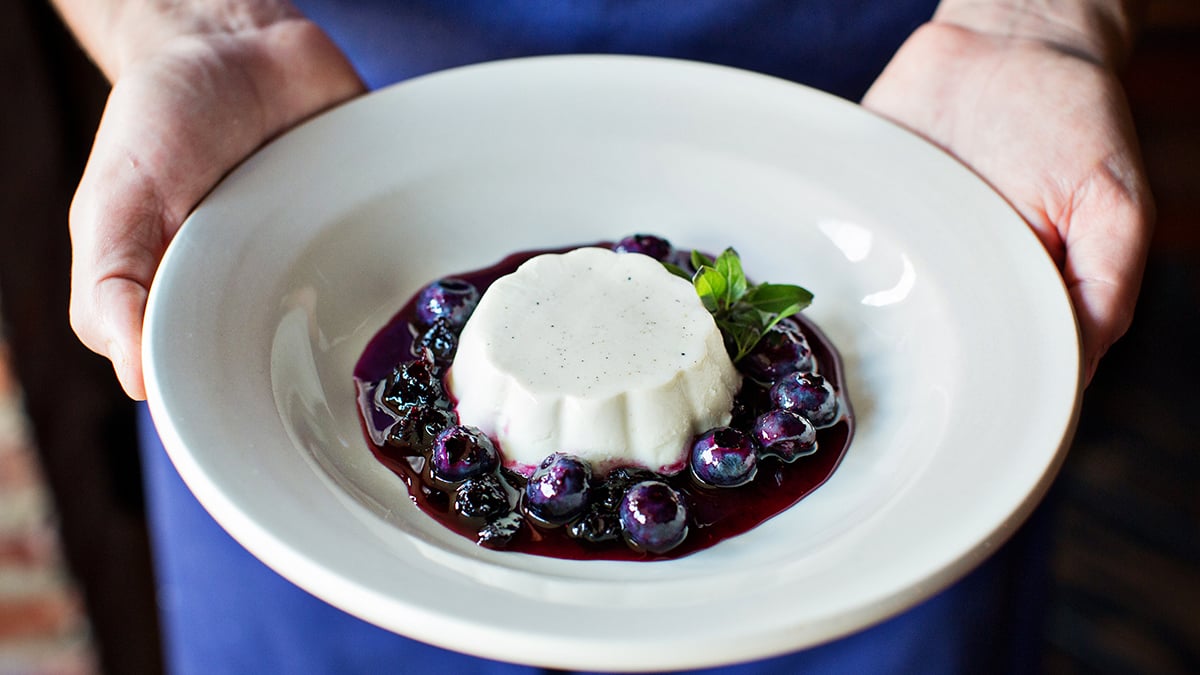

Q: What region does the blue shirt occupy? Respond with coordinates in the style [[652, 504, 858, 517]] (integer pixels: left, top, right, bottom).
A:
[[293, 0, 938, 99]]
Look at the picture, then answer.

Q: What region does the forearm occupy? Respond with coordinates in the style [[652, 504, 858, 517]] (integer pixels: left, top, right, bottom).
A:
[[933, 0, 1148, 66], [49, 0, 301, 81]]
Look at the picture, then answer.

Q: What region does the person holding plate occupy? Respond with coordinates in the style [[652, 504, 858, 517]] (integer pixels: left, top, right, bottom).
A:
[[49, 0, 1153, 673]]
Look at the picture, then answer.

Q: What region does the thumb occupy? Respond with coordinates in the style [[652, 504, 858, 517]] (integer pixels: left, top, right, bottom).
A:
[[68, 112, 174, 401], [94, 277, 151, 400], [68, 178, 165, 401], [1059, 167, 1154, 384]]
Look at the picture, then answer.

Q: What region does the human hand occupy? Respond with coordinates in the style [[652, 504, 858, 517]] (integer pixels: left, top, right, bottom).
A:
[[60, 2, 364, 399], [862, 1, 1154, 384]]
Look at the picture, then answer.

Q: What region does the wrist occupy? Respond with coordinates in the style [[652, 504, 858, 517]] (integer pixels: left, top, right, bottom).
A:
[[54, 0, 302, 80], [932, 0, 1147, 67]]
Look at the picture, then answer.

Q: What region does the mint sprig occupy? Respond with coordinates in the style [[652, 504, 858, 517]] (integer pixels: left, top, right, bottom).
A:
[[665, 248, 813, 362]]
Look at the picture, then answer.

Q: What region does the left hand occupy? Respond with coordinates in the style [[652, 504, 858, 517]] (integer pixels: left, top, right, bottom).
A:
[[863, 4, 1154, 384]]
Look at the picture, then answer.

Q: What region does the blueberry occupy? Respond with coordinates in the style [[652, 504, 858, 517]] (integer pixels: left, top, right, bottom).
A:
[[567, 505, 623, 544], [752, 409, 817, 462], [381, 357, 449, 412], [619, 481, 689, 554], [453, 474, 511, 521], [387, 404, 456, 452], [595, 467, 659, 511], [769, 372, 840, 428], [606, 466, 661, 484], [477, 511, 523, 548], [499, 466, 528, 491], [690, 427, 758, 488], [414, 278, 479, 329], [523, 453, 592, 525], [431, 425, 499, 483], [739, 317, 815, 384], [729, 382, 770, 429], [412, 318, 458, 366], [613, 234, 673, 261], [565, 467, 658, 544]]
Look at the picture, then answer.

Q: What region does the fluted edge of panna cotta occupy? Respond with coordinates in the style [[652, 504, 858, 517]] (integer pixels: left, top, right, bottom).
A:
[[447, 247, 740, 476]]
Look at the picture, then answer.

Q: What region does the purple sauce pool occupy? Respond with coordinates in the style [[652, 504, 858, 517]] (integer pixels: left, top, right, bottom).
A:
[[354, 244, 853, 561]]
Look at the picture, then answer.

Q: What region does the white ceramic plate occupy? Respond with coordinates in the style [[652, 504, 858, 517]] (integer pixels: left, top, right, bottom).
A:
[[144, 55, 1081, 671]]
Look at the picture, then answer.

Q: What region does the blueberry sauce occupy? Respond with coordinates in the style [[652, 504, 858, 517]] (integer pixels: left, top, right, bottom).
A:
[[353, 244, 853, 561]]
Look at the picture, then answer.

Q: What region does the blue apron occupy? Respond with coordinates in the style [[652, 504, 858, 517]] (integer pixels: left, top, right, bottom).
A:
[[292, 0, 934, 99], [139, 3, 1053, 672]]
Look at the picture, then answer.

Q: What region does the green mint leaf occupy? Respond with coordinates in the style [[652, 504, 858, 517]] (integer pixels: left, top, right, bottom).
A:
[[693, 267, 726, 313], [714, 248, 748, 306], [681, 246, 816, 363], [661, 261, 693, 281], [744, 283, 813, 315], [716, 317, 761, 363], [721, 304, 767, 361], [715, 317, 753, 360], [761, 307, 803, 334]]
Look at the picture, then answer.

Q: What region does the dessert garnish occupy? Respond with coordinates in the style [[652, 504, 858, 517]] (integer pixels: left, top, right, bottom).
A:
[[664, 247, 813, 363]]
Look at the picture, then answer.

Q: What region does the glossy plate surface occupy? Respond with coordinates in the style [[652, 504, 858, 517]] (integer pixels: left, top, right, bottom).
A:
[[144, 55, 1081, 671]]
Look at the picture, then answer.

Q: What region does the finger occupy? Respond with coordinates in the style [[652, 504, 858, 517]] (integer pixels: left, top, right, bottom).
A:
[[69, 139, 169, 401], [68, 62, 199, 401], [95, 277, 151, 400], [1059, 159, 1154, 384]]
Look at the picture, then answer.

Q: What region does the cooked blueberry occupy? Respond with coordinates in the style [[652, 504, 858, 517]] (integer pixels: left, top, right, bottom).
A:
[[739, 317, 815, 384], [499, 466, 527, 491], [752, 409, 817, 462], [414, 278, 479, 329], [690, 427, 758, 487], [619, 480, 689, 554], [613, 234, 673, 261], [587, 481, 625, 515], [567, 505, 623, 544], [770, 372, 839, 428], [431, 425, 499, 482], [412, 318, 458, 366], [606, 466, 660, 485], [387, 405, 455, 451], [381, 357, 449, 412], [593, 467, 659, 511], [477, 511, 523, 548], [523, 453, 592, 525], [454, 474, 511, 520], [566, 467, 657, 543], [729, 382, 770, 429]]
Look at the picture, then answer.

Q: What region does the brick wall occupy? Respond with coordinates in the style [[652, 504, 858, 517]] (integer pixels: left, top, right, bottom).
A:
[[0, 333, 97, 675]]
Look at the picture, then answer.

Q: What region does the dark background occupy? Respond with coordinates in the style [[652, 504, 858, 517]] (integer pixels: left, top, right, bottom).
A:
[[1, 1, 1196, 673]]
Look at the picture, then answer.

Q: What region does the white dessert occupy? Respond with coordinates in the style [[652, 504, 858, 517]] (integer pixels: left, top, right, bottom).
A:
[[448, 247, 741, 475]]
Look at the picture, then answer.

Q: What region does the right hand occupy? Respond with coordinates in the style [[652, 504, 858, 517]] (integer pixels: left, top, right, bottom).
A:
[[67, 9, 364, 399], [862, 3, 1154, 384]]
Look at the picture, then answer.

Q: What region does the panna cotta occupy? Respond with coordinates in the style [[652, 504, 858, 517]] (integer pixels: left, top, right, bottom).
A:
[[448, 247, 740, 475]]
